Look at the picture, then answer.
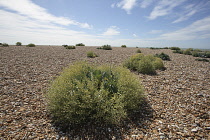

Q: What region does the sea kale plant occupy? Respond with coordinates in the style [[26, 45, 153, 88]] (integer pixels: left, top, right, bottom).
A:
[[47, 62, 144, 126], [87, 51, 98, 58], [124, 54, 165, 75], [154, 52, 171, 61], [27, 43, 36, 47]]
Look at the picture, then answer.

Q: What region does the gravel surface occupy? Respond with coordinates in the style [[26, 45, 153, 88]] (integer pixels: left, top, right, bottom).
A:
[[0, 46, 209, 139]]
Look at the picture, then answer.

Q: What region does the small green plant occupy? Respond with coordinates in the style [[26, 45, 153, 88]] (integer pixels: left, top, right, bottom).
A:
[[183, 48, 192, 55], [16, 42, 22, 46], [97, 45, 112, 50], [66, 45, 76, 49], [154, 52, 171, 61], [124, 54, 165, 75], [2, 43, 9, 47], [173, 50, 183, 54], [62, 44, 68, 47], [121, 45, 126, 48], [136, 49, 141, 53], [76, 43, 85, 46], [47, 62, 144, 126], [195, 58, 209, 62], [170, 47, 181, 50], [27, 43, 35, 47], [87, 51, 98, 58]]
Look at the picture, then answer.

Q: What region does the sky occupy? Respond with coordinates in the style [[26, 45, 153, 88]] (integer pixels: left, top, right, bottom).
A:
[[0, 0, 210, 49]]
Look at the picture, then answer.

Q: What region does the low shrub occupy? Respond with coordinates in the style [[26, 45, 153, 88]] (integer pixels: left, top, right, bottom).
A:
[[183, 49, 192, 55], [87, 51, 98, 58], [76, 43, 85, 46], [66, 45, 76, 49], [136, 49, 141, 53], [195, 58, 209, 62], [27, 43, 35, 47], [173, 50, 183, 54], [62, 45, 68, 47], [97, 45, 112, 50], [47, 62, 144, 126], [123, 54, 165, 75], [154, 52, 171, 61], [2, 43, 9, 47], [170, 47, 181, 50], [16, 42, 22, 46], [121, 45, 126, 48]]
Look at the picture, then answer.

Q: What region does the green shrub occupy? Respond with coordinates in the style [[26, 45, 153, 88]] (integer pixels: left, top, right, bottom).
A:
[[173, 50, 183, 54], [76, 43, 85, 46], [192, 51, 199, 57], [87, 51, 98, 58], [121, 45, 126, 48], [99, 44, 112, 50], [170, 47, 181, 50], [62, 44, 68, 47], [2, 43, 9, 47], [183, 49, 192, 55], [195, 58, 209, 62], [16, 42, 22, 46], [136, 49, 141, 53], [66, 45, 76, 49], [154, 52, 171, 61], [0, 43, 2, 46], [123, 54, 165, 75], [27, 43, 35, 47], [163, 47, 169, 49], [47, 62, 144, 125]]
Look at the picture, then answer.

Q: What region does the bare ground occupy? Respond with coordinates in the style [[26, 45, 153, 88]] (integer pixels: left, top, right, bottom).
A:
[[0, 46, 209, 139]]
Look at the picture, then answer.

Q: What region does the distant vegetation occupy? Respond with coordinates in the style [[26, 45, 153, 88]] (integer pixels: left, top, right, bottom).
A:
[[65, 45, 76, 49], [124, 54, 165, 75], [27, 43, 36, 47], [1, 43, 9, 47], [170, 47, 181, 50], [16, 42, 22, 46], [150, 47, 169, 49], [121, 45, 126, 48], [76, 43, 85, 46], [136, 49, 141, 53], [97, 44, 112, 50], [172, 48, 210, 58], [87, 51, 98, 58], [195, 58, 209, 62], [154, 52, 171, 61], [47, 62, 144, 126]]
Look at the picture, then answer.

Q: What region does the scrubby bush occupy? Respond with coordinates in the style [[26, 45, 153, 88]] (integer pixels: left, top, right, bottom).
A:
[[62, 44, 68, 48], [170, 47, 181, 50], [123, 54, 165, 75], [121, 45, 126, 48], [195, 58, 209, 62], [16, 42, 22, 46], [173, 50, 183, 54], [87, 51, 98, 58], [27, 43, 35, 47], [1, 43, 9, 47], [136, 49, 141, 53], [154, 52, 171, 61], [183, 49, 192, 55], [47, 62, 144, 126], [97, 45, 112, 50], [163, 47, 169, 49], [76, 43, 85, 46], [66, 45, 76, 49]]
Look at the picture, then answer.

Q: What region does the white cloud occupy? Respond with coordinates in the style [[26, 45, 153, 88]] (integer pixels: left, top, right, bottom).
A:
[[111, 3, 115, 8], [148, 0, 186, 20], [0, 0, 92, 29], [140, 0, 153, 8], [101, 26, 120, 36], [133, 34, 137, 37], [149, 30, 163, 34], [116, 0, 137, 14], [159, 16, 210, 40]]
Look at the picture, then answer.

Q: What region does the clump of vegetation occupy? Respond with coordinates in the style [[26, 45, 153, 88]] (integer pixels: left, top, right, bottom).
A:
[[62, 44, 68, 48], [66, 45, 76, 49], [121, 45, 126, 48], [170, 47, 181, 50], [123, 54, 165, 75], [97, 44, 112, 50], [136, 49, 141, 53], [1, 43, 9, 47], [87, 51, 98, 58], [47, 62, 144, 126], [16, 42, 22, 46], [173, 50, 183, 54], [27, 43, 36, 47], [150, 47, 169, 49], [154, 52, 171, 61], [183, 48, 193, 55], [76, 43, 85, 46], [195, 58, 209, 62]]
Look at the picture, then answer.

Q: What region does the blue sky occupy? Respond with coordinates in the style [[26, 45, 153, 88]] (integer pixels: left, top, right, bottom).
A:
[[0, 0, 210, 48]]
